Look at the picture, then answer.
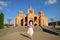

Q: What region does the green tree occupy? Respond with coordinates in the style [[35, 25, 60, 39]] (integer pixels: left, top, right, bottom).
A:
[[0, 13, 4, 29]]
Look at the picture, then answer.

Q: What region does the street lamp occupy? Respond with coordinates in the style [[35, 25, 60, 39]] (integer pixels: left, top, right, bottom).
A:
[[8, 16, 11, 28], [50, 17, 54, 29]]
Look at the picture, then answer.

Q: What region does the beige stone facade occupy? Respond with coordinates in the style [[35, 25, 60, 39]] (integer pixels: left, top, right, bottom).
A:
[[14, 6, 48, 27]]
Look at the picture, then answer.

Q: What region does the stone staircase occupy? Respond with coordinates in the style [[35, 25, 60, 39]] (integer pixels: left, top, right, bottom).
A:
[[19, 26, 42, 32], [0, 26, 42, 37]]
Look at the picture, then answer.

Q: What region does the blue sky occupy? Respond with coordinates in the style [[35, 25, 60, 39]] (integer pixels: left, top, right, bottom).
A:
[[0, 0, 60, 24]]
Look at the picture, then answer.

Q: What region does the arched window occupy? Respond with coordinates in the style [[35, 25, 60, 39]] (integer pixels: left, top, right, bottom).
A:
[[25, 23, 27, 26], [34, 24, 37, 26], [25, 16, 27, 22], [29, 10, 32, 13], [34, 17, 37, 21]]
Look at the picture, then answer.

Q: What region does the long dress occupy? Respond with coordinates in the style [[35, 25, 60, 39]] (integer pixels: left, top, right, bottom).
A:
[[27, 25, 34, 36]]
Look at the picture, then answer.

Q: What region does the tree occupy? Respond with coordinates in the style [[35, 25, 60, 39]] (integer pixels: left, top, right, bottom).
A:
[[0, 13, 4, 29]]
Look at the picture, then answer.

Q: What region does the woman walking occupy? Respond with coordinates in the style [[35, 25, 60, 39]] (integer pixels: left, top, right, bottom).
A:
[[27, 22, 34, 40]]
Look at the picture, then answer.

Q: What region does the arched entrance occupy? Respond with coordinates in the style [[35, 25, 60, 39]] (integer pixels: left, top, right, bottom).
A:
[[29, 20, 33, 24], [21, 19, 23, 26]]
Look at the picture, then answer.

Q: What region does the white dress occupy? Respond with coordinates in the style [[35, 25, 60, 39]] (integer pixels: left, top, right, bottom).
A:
[[27, 27, 33, 36]]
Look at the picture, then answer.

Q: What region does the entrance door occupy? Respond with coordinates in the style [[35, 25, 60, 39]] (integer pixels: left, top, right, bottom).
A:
[[29, 20, 33, 24]]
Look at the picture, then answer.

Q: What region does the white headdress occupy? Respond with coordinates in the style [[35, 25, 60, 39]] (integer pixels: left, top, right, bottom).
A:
[[30, 22, 32, 25]]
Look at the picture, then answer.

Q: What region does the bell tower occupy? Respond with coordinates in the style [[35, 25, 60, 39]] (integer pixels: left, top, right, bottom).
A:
[[18, 10, 23, 16], [39, 10, 44, 16], [28, 6, 34, 14]]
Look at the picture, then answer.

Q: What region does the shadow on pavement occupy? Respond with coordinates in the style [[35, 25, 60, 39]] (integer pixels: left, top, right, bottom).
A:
[[20, 33, 31, 39]]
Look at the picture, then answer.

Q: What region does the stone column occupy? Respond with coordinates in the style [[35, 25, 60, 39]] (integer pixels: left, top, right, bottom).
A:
[[27, 17, 29, 26], [31, 18, 34, 26], [23, 18, 25, 26]]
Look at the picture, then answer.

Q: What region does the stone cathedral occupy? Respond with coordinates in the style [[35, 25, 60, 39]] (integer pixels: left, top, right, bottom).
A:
[[14, 6, 48, 27]]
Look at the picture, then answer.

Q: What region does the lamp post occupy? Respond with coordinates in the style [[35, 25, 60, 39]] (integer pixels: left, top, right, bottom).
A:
[[8, 16, 11, 28], [50, 17, 54, 29]]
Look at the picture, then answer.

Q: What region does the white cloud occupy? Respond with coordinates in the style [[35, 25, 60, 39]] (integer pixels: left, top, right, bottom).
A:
[[45, 0, 57, 4], [0, 1, 8, 10], [0, 1, 8, 6]]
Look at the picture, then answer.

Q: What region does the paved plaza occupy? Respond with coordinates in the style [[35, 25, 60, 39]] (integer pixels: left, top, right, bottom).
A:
[[0, 26, 60, 40]]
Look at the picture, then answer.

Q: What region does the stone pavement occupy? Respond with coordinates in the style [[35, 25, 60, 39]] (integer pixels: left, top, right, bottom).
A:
[[0, 26, 60, 40]]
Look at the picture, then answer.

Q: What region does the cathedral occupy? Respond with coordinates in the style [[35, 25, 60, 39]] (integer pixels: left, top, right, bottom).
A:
[[14, 6, 48, 27]]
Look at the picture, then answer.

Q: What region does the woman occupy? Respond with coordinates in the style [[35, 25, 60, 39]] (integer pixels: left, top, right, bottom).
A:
[[27, 22, 34, 40]]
